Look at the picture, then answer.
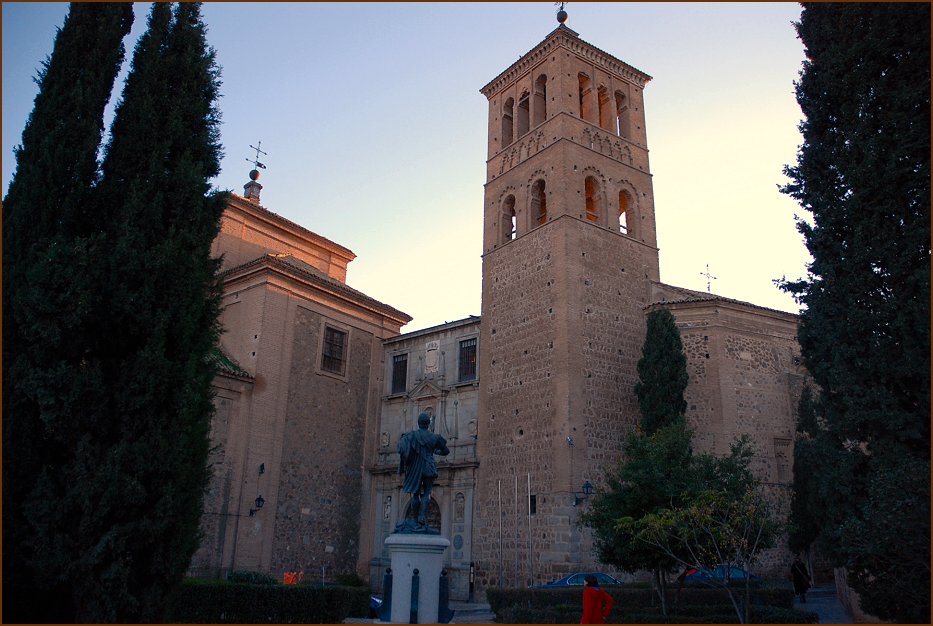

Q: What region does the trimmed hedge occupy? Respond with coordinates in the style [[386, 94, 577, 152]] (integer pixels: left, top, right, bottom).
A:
[[487, 585, 794, 614], [489, 585, 804, 624], [496, 603, 819, 624], [166, 579, 369, 623]]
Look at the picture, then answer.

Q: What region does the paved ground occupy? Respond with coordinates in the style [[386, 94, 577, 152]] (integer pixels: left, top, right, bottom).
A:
[[349, 583, 853, 624], [793, 584, 854, 624], [343, 600, 495, 624]]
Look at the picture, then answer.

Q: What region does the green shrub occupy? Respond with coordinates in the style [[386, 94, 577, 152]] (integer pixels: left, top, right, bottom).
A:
[[489, 585, 809, 624], [335, 572, 366, 587], [488, 584, 794, 614], [495, 604, 818, 624], [166, 580, 369, 623], [225, 570, 279, 585]]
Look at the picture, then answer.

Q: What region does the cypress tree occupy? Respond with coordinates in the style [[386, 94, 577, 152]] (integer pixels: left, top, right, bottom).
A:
[[3, 3, 225, 621], [1, 4, 133, 622], [60, 3, 225, 620], [634, 308, 689, 435], [786, 387, 822, 554], [780, 3, 930, 622]]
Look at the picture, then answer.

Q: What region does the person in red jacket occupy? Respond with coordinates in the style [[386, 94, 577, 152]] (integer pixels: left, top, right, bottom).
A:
[[581, 575, 615, 624]]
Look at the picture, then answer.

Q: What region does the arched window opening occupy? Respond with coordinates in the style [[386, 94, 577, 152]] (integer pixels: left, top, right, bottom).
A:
[[615, 91, 630, 138], [585, 177, 601, 223], [502, 98, 514, 147], [517, 92, 530, 137], [618, 190, 632, 234], [533, 74, 547, 126], [502, 195, 517, 242], [531, 180, 547, 226], [598, 85, 613, 131], [578, 73, 594, 123]]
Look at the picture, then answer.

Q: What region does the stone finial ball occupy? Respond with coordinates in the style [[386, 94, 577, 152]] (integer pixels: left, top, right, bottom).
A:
[[249, 168, 261, 181], [557, 9, 568, 23]]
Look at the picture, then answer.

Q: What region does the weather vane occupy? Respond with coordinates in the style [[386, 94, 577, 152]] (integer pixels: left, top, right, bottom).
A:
[[700, 263, 717, 293], [246, 140, 268, 171]]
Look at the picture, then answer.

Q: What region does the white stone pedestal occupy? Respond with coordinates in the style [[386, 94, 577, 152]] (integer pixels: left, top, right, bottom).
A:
[[384, 533, 450, 624]]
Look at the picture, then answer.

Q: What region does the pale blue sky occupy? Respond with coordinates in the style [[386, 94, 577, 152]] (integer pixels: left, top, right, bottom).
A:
[[3, 2, 810, 332]]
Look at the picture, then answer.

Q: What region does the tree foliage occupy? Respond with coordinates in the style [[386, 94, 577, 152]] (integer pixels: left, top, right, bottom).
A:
[[2, 3, 225, 622], [786, 388, 820, 554], [580, 423, 759, 616], [2, 4, 134, 622], [780, 3, 930, 623], [634, 308, 688, 435], [618, 488, 778, 624]]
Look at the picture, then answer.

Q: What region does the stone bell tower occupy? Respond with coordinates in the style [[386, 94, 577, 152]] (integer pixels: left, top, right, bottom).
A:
[[473, 16, 661, 588]]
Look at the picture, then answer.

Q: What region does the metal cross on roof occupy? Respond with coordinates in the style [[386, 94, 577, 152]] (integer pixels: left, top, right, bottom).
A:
[[700, 263, 717, 293], [555, 1, 567, 12], [246, 140, 268, 170]]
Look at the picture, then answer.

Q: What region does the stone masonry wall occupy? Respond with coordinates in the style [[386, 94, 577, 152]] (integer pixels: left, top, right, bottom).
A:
[[664, 302, 805, 576], [271, 306, 374, 577]]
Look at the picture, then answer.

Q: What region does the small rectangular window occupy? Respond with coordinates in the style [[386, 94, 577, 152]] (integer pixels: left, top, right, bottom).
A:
[[529, 494, 537, 515], [391, 353, 408, 394], [458, 338, 477, 382], [322, 326, 347, 374]]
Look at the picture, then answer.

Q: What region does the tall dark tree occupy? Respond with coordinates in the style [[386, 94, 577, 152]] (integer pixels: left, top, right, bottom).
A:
[[3, 3, 225, 622], [780, 3, 930, 622], [581, 419, 695, 615], [634, 308, 688, 435], [786, 387, 821, 555], [2, 4, 134, 622]]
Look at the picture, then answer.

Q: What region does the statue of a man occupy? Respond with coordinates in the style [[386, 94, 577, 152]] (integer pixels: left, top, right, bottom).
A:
[[396, 411, 450, 533]]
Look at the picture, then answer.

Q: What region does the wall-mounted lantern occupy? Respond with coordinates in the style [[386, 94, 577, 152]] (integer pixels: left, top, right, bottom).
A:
[[249, 494, 265, 516], [573, 481, 594, 507]]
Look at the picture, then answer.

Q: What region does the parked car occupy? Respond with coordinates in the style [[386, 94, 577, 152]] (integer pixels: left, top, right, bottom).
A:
[[529, 572, 624, 589], [680, 565, 762, 587]]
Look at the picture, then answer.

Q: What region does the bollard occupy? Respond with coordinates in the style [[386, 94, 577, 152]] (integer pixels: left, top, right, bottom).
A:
[[409, 568, 420, 624], [468, 561, 475, 603], [379, 568, 393, 622], [438, 568, 454, 623]]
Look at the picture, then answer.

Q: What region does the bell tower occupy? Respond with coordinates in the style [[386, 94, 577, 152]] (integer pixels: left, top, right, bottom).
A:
[[473, 18, 661, 587]]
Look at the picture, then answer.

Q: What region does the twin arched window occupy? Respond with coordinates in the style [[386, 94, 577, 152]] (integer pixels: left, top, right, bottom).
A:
[[502, 74, 547, 149], [578, 72, 631, 139], [500, 180, 634, 244], [585, 177, 636, 236]]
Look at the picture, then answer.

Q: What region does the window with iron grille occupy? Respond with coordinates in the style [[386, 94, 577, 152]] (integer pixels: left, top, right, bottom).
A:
[[391, 353, 408, 394], [458, 338, 477, 382], [322, 326, 347, 374]]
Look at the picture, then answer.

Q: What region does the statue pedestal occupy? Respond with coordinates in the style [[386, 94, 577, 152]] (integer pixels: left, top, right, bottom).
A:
[[384, 533, 450, 624]]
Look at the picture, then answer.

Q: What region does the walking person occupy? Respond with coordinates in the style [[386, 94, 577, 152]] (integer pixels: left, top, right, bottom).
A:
[[790, 555, 812, 603], [581, 575, 615, 624]]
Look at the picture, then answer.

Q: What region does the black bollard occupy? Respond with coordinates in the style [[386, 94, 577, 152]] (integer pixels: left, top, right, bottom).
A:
[[379, 568, 393, 622], [409, 568, 420, 624], [438, 568, 454, 623], [468, 561, 475, 603]]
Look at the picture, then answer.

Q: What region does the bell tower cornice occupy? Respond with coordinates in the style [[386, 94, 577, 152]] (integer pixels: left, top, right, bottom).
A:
[[479, 25, 652, 100]]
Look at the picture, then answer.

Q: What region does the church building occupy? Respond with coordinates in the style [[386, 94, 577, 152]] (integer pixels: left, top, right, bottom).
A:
[[191, 16, 805, 600]]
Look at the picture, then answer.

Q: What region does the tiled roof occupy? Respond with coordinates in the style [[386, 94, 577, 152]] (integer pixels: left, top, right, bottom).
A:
[[209, 347, 253, 380], [480, 24, 651, 96], [225, 192, 355, 261], [649, 283, 800, 318], [221, 253, 412, 324]]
